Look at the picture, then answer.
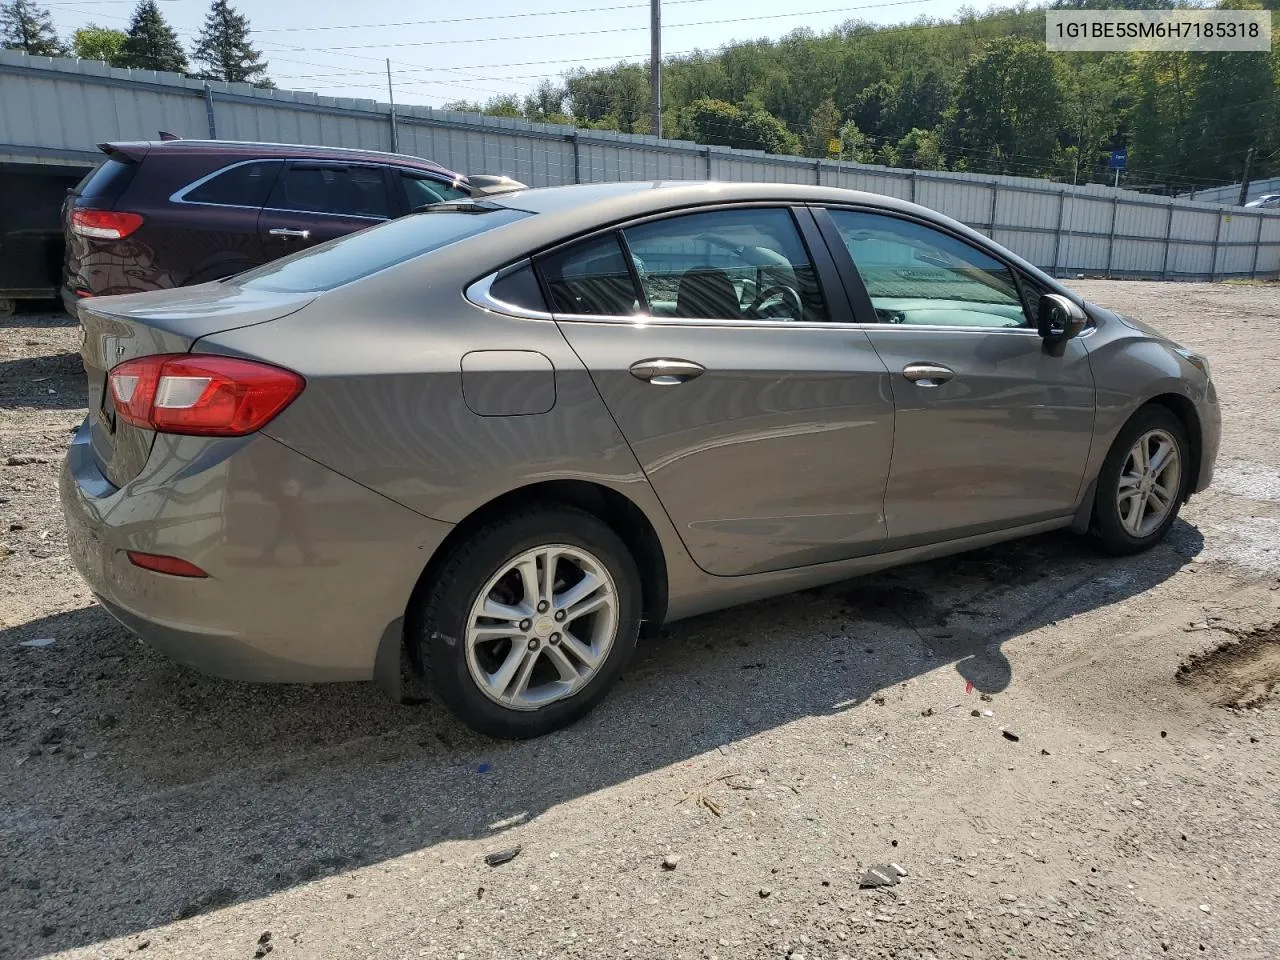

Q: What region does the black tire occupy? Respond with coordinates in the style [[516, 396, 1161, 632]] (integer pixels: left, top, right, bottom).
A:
[[414, 503, 641, 739], [1091, 405, 1190, 556]]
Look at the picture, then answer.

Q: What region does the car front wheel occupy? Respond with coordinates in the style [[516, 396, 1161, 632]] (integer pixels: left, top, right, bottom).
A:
[[1092, 405, 1189, 555], [414, 504, 641, 739]]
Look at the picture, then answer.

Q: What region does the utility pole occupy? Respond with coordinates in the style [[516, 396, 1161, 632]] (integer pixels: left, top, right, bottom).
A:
[[1238, 145, 1256, 207], [1073, 105, 1084, 186], [387, 58, 399, 154], [650, 0, 662, 139]]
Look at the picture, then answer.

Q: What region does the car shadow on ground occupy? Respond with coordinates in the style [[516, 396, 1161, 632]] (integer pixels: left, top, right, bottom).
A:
[[0, 352, 85, 413], [1, 521, 1201, 956]]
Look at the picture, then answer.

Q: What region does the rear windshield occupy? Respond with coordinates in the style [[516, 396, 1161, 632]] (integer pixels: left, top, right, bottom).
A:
[[235, 207, 531, 293], [76, 158, 138, 202]]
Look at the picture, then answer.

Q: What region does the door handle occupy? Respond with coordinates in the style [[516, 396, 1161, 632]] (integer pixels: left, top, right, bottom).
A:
[[629, 358, 706, 385], [268, 227, 311, 239], [902, 362, 955, 387]]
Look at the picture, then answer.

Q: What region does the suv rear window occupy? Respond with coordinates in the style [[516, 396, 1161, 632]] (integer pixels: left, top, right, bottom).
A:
[[75, 158, 137, 202], [183, 160, 282, 207], [236, 206, 532, 293]]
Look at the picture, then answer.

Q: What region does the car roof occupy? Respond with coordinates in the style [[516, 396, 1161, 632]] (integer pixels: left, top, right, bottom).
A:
[[468, 179, 1078, 301], [102, 140, 463, 179], [487, 180, 988, 255]]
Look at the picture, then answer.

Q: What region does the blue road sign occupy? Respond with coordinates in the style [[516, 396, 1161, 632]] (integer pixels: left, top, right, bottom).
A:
[[1108, 149, 1127, 170]]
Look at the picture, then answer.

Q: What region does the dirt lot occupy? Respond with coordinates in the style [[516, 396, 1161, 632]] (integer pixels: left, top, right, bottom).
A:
[[2, 281, 1279, 960]]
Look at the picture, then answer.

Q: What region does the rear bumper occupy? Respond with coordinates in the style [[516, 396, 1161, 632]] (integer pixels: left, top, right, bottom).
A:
[[61, 285, 81, 320], [60, 419, 453, 683]]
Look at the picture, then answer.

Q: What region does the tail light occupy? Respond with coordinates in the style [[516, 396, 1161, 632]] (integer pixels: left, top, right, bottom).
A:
[[126, 551, 208, 578], [108, 354, 304, 436], [71, 209, 144, 240]]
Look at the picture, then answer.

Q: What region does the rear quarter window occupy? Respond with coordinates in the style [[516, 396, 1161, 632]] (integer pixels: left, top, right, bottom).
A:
[[182, 160, 282, 207], [236, 207, 532, 293], [75, 158, 138, 203]]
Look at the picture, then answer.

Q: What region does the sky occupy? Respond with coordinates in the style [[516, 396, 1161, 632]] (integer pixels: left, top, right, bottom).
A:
[[43, 0, 1011, 108]]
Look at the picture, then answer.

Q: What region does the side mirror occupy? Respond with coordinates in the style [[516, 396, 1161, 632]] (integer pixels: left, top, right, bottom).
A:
[[1038, 293, 1088, 342]]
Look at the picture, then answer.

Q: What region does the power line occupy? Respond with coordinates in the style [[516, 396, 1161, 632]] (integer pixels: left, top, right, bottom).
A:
[[303, 0, 940, 51], [253, 0, 719, 34]]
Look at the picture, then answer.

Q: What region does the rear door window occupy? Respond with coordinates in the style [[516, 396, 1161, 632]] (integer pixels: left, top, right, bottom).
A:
[[183, 160, 282, 207], [622, 207, 826, 322], [267, 164, 392, 219], [401, 172, 469, 210]]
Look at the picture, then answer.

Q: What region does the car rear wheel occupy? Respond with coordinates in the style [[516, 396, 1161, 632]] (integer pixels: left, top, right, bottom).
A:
[[1091, 405, 1189, 555], [414, 504, 641, 739]]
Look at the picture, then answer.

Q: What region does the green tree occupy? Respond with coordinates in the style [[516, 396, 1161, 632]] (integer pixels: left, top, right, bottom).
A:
[[481, 94, 522, 118], [192, 0, 266, 84], [566, 63, 649, 133], [802, 98, 843, 157], [944, 37, 1064, 175], [848, 79, 896, 140], [1188, 48, 1275, 184], [0, 0, 64, 56], [894, 127, 945, 170], [120, 0, 188, 73], [1127, 52, 1196, 184], [837, 119, 875, 163], [522, 80, 572, 125], [440, 99, 483, 113], [680, 98, 798, 154], [72, 24, 127, 64]]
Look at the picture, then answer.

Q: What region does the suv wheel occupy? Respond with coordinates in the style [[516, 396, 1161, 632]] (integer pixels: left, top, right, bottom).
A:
[[415, 504, 641, 738]]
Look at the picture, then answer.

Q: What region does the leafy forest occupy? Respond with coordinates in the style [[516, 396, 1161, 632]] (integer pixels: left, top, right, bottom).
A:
[[442, 0, 1280, 195], [3, 0, 1277, 193]]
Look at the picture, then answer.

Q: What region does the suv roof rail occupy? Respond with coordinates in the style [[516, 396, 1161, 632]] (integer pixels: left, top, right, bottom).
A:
[[467, 175, 527, 198]]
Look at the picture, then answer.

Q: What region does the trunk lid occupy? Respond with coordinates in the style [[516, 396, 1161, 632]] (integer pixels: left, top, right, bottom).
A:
[[78, 282, 316, 487]]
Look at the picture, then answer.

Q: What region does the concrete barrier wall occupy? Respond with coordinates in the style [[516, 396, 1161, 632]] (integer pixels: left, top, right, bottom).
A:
[[4, 50, 1279, 280]]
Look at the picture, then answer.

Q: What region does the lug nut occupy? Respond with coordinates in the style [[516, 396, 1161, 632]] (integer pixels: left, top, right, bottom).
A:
[[519, 618, 532, 631], [554, 610, 566, 622], [528, 638, 539, 650], [537, 600, 550, 613], [549, 633, 560, 645]]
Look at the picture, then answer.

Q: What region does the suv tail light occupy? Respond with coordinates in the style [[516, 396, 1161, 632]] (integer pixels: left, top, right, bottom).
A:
[[71, 209, 145, 239], [108, 354, 304, 436]]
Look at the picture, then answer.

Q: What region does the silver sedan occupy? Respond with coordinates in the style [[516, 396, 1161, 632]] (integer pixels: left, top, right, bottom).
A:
[[61, 181, 1220, 738]]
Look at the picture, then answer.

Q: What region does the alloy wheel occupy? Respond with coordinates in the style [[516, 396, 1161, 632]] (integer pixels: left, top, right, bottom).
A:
[[464, 544, 619, 711], [1116, 428, 1181, 538]]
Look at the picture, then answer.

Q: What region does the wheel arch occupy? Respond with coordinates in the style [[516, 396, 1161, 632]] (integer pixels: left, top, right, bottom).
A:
[[402, 479, 669, 674], [1075, 392, 1204, 537], [1141, 392, 1202, 500]]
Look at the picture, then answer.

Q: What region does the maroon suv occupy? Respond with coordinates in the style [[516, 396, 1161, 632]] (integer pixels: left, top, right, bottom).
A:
[[63, 139, 468, 312]]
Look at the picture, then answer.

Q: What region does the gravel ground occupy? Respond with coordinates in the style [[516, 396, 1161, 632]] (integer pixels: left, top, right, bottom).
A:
[[2, 282, 1279, 960]]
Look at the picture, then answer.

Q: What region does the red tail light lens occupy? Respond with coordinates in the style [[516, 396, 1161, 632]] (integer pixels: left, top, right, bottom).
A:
[[126, 551, 208, 578], [71, 209, 144, 240], [108, 354, 304, 436]]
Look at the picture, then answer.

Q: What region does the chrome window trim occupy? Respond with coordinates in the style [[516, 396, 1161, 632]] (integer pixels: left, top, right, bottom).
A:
[[548, 313, 1058, 334], [170, 157, 410, 220], [258, 206, 387, 222], [169, 157, 278, 207], [465, 267, 554, 321]]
